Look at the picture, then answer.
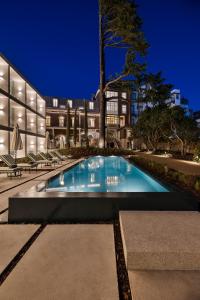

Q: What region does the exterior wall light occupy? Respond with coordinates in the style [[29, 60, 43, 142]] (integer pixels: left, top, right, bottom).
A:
[[0, 73, 4, 81]]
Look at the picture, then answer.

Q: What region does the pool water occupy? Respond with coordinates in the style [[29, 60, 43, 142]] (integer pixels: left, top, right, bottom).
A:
[[46, 156, 169, 193]]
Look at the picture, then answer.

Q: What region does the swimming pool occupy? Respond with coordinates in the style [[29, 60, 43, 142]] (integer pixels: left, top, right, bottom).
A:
[[46, 156, 169, 193]]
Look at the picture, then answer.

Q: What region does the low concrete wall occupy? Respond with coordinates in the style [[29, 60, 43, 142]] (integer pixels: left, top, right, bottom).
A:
[[9, 190, 198, 223]]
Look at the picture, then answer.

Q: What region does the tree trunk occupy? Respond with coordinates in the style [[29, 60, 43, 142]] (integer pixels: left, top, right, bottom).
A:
[[74, 109, 77, 147], [84, 101, 89, 148], [66, 104, 70, 149], [99, 1, 106, 148]]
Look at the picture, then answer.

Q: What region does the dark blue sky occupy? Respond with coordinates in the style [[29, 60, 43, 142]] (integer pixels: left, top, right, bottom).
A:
[[0, 0, 200, 110]]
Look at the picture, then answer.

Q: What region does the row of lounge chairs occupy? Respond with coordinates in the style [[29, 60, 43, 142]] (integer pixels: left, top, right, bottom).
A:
[[0, 150, 71, 178]]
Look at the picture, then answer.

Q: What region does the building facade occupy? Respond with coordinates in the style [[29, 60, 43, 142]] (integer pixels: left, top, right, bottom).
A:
[[45, 97, 100, 147], [0, 54, 46, 158], [45, 84, 132, 148]]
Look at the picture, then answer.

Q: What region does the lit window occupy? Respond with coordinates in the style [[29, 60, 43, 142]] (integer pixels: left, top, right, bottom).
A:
[[89, 102, 94, 110], [122, 105, 127, 114], [105, 91, 118, 98], [59, 116, 65, 127], [46, 116, 51, 127], [107, 102, 118, 113], [53, 98, 58, 107], [122, 92, 127, 99], [106, 116, 118, 125], [67, 100, 73, 108], [88, 118, 95, 128]]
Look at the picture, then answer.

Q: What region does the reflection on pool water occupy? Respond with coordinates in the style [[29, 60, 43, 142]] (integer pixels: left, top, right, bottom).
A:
[[46, 156, 169, 193]]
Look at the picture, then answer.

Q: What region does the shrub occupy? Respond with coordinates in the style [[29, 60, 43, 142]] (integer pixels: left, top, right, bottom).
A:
[[59, 147, 135, 159], [193, 146, 200, 163]]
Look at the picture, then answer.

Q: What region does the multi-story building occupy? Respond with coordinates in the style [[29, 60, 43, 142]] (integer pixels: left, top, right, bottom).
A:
[[0, 54, 46, 158], [97, 87, 132, 148], [45, 96, 100, 147], [45, 83, 132, 148]]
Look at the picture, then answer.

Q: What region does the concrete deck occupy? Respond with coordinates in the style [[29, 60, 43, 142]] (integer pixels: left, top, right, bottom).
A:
[[120, 211, 200, 270], [0, 225, 119, 300], [0, 225, 38, 274], [129, 270, 200, 300], [137, 152, 200, 176]]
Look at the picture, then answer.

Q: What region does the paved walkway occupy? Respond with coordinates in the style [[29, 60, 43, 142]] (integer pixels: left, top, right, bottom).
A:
[[137, 153, 200, 176], [0, 225, 118, 300]]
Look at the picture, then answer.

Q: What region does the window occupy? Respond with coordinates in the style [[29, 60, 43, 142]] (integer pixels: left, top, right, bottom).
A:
[[122, 105, 127, 114], [59, 116, 65, 127], [67, 100, 73, 108], [107, 102, 118, 114], [89, 102, 94, 110], [122, 92, 127, 99], [46, 116, 51, 127], [105, 91, 118, 98], [106, 116, 118, 125], [88, 118, 95, 128], [53, 98, 58, 107]]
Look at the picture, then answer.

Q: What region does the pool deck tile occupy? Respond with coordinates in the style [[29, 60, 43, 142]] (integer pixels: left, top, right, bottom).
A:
[[0, 225, 39, 274], [0, 224, 119, 300], [120, 211, 200, 270]]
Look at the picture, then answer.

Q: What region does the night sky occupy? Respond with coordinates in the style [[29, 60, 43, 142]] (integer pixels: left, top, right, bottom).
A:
[[0, 0, 200, 110]]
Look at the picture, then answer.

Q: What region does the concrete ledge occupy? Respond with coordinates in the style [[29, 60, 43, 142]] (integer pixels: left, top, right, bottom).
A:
[[120, 211, 200, 270], [129, 271, 200, 300], [0, 225, 119, 300]]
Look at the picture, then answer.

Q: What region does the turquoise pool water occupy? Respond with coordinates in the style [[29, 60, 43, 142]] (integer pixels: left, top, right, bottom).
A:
[[46, 156, 169, 193]]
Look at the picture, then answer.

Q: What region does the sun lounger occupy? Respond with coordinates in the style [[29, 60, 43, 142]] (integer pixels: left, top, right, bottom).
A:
[[39, 152, 58, 165], [48, 151, 62, 164], [0, 155, 38, 172], [0, 166, 22, 178], [27, 153, 53, 167]]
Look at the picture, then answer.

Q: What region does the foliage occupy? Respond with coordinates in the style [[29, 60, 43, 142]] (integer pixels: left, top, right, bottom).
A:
[[133, 105, 199, 155], [193, 145, 200, 163], [129, 156, 200, 196], [98, 0, 148, 147], [59, 147, 134, 159], [134, 104, 170, 151], [169, 106, 199, 156], [143, 72, 173, 106]]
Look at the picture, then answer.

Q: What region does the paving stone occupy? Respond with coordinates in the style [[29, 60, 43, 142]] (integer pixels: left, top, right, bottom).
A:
[[120, 211, 200, 270], [0, 225, 39, 274], [0, 225, 119, 300], [129, 270, 200, 300]]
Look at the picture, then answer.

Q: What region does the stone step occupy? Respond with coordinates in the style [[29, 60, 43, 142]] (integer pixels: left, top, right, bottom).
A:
[[120, 211, 200, 270], [0, 225, 119, 300], [128, 270, 200, 300], [0, 225, 39, 274]]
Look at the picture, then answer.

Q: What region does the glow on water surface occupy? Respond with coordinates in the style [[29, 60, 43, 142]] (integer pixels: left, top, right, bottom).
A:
[[46, 156, 169, 193]]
